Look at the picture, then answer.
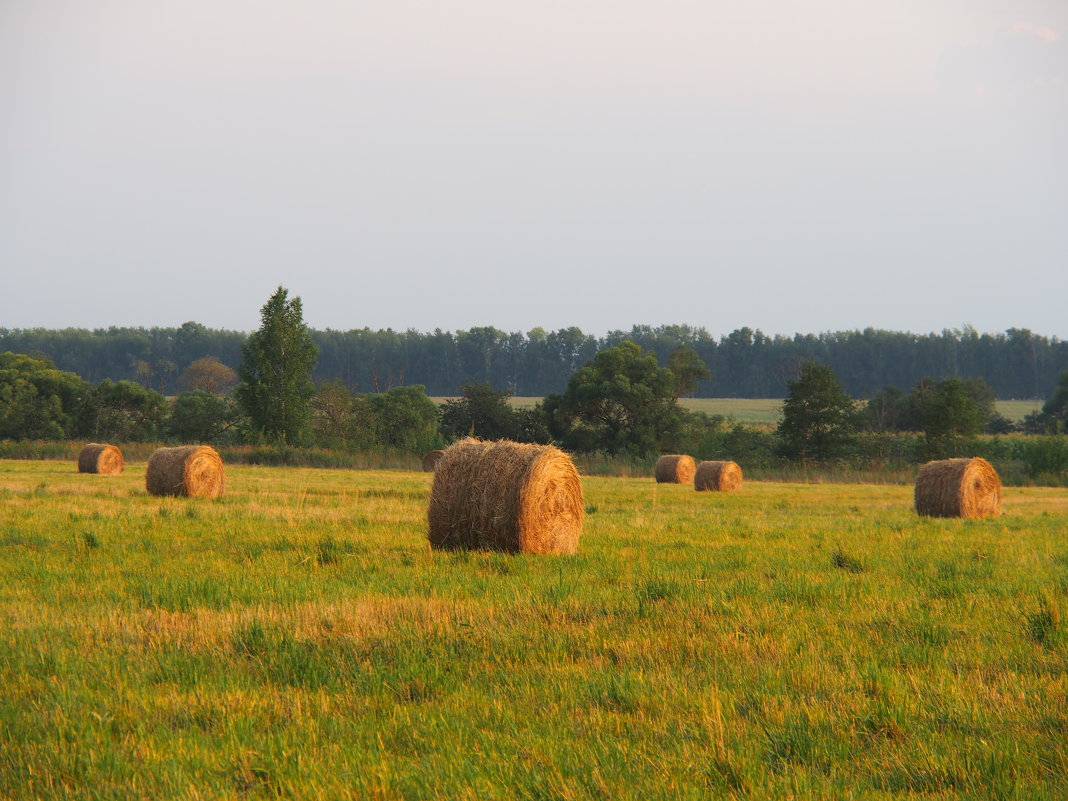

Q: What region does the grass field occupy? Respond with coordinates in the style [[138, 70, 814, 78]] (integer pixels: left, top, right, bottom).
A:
[[1, 460, 1066, 799], [457, 398, 1043, 424]]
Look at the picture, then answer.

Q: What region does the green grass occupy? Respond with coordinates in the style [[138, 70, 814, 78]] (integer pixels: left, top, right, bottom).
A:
[[455, 398, 1042, 424], [438, 395, 788, 421], [0, 460, 1066, 799], [997, 400, 1045, 422], [679, 397, 785, 422]]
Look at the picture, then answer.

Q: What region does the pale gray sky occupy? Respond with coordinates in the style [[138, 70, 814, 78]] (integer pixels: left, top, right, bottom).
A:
[[1, 1, 1065, 336]]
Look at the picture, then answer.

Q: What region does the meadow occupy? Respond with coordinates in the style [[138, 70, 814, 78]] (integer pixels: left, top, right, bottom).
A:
[[0, 459, 1066, 800], [504, 398, 1040, 425]]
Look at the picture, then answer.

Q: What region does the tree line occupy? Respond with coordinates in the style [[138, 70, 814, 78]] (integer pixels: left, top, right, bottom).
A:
[[3, 287, 1067, 485], [1, 323, 1065, 400]]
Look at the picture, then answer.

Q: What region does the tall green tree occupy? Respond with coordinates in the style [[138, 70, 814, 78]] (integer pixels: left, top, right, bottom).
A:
[[235, 287, 318, 443], [776, 362, 858, 462], [667, 345, 711, 399], [911, 377, 989, 457]]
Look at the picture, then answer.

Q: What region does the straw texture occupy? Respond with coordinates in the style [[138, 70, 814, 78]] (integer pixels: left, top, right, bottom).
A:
[[77, 443, 124, 475], [427, 438, 583, 554], [146, 445, 225, 498], [422, 449, 445, 472], [654, 454, 696, 484], [694, 460, 743, 492], [914, 457, 1001, 519]]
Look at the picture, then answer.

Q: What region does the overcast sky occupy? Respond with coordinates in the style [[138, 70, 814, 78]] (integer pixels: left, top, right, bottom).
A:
[[1, 1, 1065, 337]]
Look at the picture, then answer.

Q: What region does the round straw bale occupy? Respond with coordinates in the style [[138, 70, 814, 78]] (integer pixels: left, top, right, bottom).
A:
[[77, 443, 124, 475], [694, 460, 742, 492], [914, 457, 1001, 519], [146, 445, 225, 498], [654, 454, 696, 484], [427, 438, 583, 554], [422, 449, 445, 472]]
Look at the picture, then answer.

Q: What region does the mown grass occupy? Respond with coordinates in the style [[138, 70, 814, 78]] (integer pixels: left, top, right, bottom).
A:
[[0, 459, 1066, 799]]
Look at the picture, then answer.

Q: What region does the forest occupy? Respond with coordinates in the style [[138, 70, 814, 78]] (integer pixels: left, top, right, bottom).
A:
[[0, 323, 1065, 400]]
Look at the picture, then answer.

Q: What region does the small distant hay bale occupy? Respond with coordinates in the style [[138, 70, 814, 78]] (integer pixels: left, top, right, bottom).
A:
[[145, 445, 225, 499], [914, 457, 1001, 519], [694, 460, 743, 492], [422, 449, 445, 472], [427, 438, 583, 554], [77, 443, 124, 475], [654, 454, 696, 484]]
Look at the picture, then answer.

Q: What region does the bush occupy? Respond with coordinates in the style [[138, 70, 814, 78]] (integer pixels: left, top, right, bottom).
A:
[[697, 423, 779, 468], [167, 391, 239, 443], [79, 379, 167, 442]]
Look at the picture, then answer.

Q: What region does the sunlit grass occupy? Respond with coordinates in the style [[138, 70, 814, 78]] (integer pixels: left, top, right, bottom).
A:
[[0, 459, 1065, 799]]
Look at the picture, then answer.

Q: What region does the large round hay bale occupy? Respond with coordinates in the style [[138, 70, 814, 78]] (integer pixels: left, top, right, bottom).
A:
[[145, 445, 225, 498], [694, 460, 742, 492], [77, 443, 124, 475], [422, 449, 445, 472], [427, 438, 583, 554], [654, 454, 696, 484], [914, 457, 1001, 519]]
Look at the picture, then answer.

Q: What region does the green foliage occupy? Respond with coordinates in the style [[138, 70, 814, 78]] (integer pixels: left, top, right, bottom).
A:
[[1030, 370, 1068, 434], [4, 324, 1068, 401], [437, 382, 552, 444], [235, 287, 318, 444], [544, 341, 687, 457], [862, 386, 910, 432], [511, 407, 551, 444], [360, 385, 441, 453], [439, 382, 518, 441], [79, 379, 167, 442], [308, 380, 445, 452], [0, 377, 65, 440], [865, 376, 1007, 447], [984, 411, 1017, 435], [776, 362, 858, 462], [166, 391, 238, 443], [0, 352, 86, 439], [914, 377, 987, 458], [309, 380, 358, 447], [667, 345, 710, 399]]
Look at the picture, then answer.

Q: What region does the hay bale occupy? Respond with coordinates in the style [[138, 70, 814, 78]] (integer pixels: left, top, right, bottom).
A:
[[77, 443, 124, 475], [427, 438, 583, 554], [914, 457, 1001, 519], [145, 445, 225, 498], [422, 449, 445, 472], [654, 454, 696, 484], [694, 460, 742, 492]]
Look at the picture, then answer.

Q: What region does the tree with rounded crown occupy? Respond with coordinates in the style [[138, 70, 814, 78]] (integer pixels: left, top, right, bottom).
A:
[[178, 356, 237, 395], [543, 340, 685, 457], [235, 286, 318, 443], [776, 361, 858, 463]]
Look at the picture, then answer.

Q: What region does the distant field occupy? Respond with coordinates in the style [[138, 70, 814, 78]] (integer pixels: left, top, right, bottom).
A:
[[678, 398, 785, 421], [450, 398, 1043, 424], [996, 399, 1044, 422], [0, 460, 1065, 799], [436, 397, 785, 421]]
